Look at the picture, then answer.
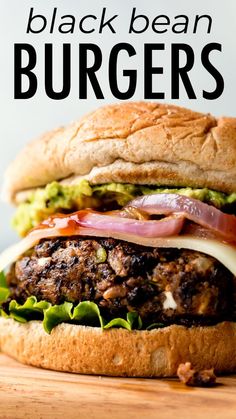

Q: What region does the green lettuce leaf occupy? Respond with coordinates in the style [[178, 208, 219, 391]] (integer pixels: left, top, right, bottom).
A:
[[0, 272, 10, 303], [72, 301, 104, 328], [104, 318, 133, 330], [0, 288, 9, 304], [9, 296, 51, 323], [43, 302, 73, 333], [104, 312, 142, 331], [0, 294, 145, 334], [0, 271, 7, 288]]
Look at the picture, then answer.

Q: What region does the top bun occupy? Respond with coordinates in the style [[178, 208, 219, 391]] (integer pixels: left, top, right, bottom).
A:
[[3, 102, 236, 203]]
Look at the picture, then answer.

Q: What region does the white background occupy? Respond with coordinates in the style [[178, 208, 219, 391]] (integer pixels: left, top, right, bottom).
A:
[[0, 0, 235, 249]]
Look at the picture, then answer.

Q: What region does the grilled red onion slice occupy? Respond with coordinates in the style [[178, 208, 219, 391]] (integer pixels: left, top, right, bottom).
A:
[[41, 210, 184, 238], [127, 194, 236, 242]]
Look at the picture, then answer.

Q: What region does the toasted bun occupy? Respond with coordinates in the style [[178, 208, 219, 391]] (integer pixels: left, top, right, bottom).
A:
[[3, 102, 236, 203], [0, 318, 236, 377]]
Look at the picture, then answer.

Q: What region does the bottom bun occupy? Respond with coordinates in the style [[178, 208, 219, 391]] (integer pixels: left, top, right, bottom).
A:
[[0, 318, 236, 377]]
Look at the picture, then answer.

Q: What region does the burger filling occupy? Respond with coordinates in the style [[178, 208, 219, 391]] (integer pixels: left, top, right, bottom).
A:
[[3, 237, 235, 330], [12, 180, 236, 237], [1, 190, 236, 334]]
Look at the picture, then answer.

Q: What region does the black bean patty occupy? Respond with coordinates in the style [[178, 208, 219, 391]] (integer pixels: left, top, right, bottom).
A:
[[7, 237, 235, 326]]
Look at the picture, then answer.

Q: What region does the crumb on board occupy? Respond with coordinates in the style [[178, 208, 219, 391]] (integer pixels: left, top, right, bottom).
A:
[[177, 362, 217, 387]]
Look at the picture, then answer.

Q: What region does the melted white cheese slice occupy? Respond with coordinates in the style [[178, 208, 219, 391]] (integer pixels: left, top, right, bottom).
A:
[[0, 232, 236, 276]]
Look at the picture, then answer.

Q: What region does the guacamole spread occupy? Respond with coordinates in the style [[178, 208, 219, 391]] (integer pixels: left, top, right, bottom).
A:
[[13, 180, 236, 236]]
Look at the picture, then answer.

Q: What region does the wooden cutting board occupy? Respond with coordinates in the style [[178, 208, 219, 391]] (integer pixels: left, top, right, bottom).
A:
[[0, 353, 236, 419]]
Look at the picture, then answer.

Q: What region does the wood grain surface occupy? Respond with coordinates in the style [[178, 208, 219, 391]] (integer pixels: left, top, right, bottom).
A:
[[0, 353, 236, 419]]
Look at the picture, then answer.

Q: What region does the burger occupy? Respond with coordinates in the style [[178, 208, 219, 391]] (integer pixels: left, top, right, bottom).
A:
[[0, 102, 236, 377]]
